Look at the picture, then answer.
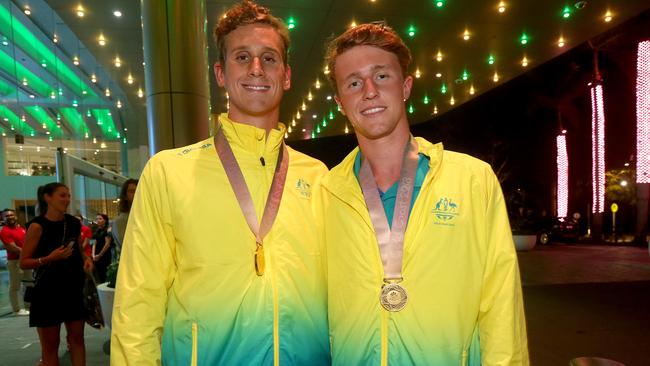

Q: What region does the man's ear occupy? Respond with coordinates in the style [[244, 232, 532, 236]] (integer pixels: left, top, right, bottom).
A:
[[283, 65, 292, 90], [215, 62, 225, 87], [402, 75, 413, 100], [334, 95, 346, 116]]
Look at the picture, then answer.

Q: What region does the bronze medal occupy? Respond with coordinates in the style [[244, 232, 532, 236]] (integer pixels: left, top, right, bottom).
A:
[[254, 244, 265, 276]]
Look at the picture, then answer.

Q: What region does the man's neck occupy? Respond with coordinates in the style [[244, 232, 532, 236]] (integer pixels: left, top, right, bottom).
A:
[[357, 125, 411, 192], [227, 110, 279, 134]]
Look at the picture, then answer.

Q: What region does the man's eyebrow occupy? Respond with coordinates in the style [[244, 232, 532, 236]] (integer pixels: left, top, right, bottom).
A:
[[229, 45, 281, 55]]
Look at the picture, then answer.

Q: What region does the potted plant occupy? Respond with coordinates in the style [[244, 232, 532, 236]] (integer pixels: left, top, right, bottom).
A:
[[97, 257, 119, 329]]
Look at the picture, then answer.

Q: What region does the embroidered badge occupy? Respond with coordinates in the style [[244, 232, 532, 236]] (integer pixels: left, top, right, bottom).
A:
[[296, 178, 312, 198], [432, 197, 459, 226]]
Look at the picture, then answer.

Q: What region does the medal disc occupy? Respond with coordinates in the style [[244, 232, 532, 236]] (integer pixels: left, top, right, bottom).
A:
[[254, 245, 265, 276], [379, 282, 408, 312]]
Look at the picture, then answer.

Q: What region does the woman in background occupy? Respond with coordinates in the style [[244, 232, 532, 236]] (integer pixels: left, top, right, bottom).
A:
[[91, 213, 112, 284], [111, 179, 138, 250], [20, 182, 93, 366]]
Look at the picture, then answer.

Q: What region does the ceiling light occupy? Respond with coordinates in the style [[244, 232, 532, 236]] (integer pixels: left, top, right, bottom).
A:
[[521, 56, 529, 67], [291, 119, 296, 126], [73, 56, 80, 65], [493, 71, 500, 82], [604, 10, 613, 22], [435, 72, 442, 78], [469, 85, 475, 95], [127, 74, 134, 84], [436, 51, 443, 62], [76, 5, 85, 18], [24, 6, 31, 15], [323, 65, 330, 75], [113, 10, 122, 18], [498, 2, 506, 13], [415, 68, 421, 78], [52, 34, 58, 43], [558, 36, 565, 48], [301, 102, 307, 111], [408, 25, 416, 38], [450, 96, 455, 105], [562, 5, 572, 19], [287, 17, 296, 30], [117, 100, 122, 109], [137, 87, 144, 98], [435, 0, 445, 8], [22, 78, 28, 86], [29, 94, 35, 99], [520, 32, 529, 45], [98, 34, 106, 46], [105, 88, 111, 97], [315, 79, 321, 89], [101, 142, 107, 149], [326, 95, 332, 100], [296, 111, 301, 119], [463, 29, 471, 41], [350, 21, 357, 28], [312, 114, 317, 119], [91, 74, 97, 83], [114, 56, 122, 68], [488, 54, 495, 65], [433, 106, 438, 114], [307, 92, 313, 101]]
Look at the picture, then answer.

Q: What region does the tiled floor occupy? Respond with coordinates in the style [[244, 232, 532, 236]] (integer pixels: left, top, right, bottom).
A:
[[0, 243, 648, 365]]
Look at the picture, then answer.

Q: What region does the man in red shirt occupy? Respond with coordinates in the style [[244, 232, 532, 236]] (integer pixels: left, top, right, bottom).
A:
[[0, 209, 32, 315]]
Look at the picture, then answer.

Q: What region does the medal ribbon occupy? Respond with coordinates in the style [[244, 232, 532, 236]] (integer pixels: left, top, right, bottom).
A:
[[214, 122, 289, 268], [359, 137, 419, 282]]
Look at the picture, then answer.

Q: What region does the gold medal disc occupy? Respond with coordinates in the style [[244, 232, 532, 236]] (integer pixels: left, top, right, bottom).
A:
[[380, 282, 408, 312], [254, 244, 265, 276]]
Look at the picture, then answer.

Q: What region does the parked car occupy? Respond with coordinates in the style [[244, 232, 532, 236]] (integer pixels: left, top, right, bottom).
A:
[[538, 216, 580, 244]]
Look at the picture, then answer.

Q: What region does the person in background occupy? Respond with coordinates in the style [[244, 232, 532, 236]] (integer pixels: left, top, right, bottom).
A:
[[91, 213, 112, 284], [320, 22, 529, 365], [111, 179, 138, 251], [74, 214, 93, 259], [0, 208, 31, 316], [111, 1, 330, 364], [20, 182, 94, 366]]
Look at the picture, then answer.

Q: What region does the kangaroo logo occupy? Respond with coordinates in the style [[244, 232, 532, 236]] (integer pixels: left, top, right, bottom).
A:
[[296, 178, 312, 199], [432, 197, 459, 225]]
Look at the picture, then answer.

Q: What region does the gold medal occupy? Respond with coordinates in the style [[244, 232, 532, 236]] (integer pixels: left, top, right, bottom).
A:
[[379, 282, 408, 312], [254, 244, 265, 276]]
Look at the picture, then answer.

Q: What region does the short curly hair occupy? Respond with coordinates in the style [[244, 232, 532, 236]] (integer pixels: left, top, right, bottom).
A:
[[324, 22, 411, 92], [213, 0, 290, 66]]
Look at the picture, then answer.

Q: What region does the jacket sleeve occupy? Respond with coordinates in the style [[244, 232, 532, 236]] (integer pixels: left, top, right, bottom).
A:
[[111, 156, 177, 365], [478, 167, 530, 365]]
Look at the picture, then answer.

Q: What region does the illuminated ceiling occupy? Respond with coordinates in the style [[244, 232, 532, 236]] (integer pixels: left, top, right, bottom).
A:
[[0, 0, 127, 143], [2, 0, 650, 144]]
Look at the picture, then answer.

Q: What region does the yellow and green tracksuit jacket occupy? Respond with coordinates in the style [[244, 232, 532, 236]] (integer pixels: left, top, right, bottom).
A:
[[111, 114, 331, 365], [320, 137, 529, 365]]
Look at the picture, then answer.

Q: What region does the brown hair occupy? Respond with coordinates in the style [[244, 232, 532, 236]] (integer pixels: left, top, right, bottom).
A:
[[118, 178, 139, 213], [213, 0, 290, 66], [324, 22, 412, 91]]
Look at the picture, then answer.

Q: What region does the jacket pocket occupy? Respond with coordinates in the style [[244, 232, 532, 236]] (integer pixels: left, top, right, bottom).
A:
[[191, 322, 198, 366]]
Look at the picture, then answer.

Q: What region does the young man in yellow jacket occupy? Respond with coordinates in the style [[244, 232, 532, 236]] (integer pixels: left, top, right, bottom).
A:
[[111, 2, 330, 365], [321, 22, 529, 365]]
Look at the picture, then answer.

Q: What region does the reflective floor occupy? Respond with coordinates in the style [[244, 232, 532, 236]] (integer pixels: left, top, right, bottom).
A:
[[0, 244, 648, 365]]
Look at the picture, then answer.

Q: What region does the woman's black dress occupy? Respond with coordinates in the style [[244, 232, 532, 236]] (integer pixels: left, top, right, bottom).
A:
[[29, 214, 85, 328], [92, 227, 112, 283]]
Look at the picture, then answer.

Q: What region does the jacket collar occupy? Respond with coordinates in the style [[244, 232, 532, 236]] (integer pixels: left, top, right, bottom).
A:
[[217, 113, 286, 156], [322, 137, 444, 226]]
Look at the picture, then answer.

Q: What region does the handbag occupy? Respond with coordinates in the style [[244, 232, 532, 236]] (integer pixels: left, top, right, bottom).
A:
[[83, 272, 105, 329]]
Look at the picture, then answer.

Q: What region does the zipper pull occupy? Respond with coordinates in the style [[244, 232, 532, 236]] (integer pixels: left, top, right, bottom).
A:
[[260, 156, 266, 166]]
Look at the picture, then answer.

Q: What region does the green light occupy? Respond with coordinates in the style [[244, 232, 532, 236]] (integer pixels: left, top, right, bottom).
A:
[[322, 118, 327, 127], [408, 25, 416, 37], [562, 6, 572, 18], [462, 69, 469, 81], [435, 0, 445, 8], [520, 32, 529, 45], [86, 110, 91, 117], [122, 137, 127, 144], [91, 109, 118, 139], [408, 104, 414, 114], [441, 83, 447, 94], [287, 17, 296, 30], [311, 131, 315, 139], [488, 54, 495, 65], [0, 50, 52, 96], [423, 94, 429, 105], [60, 108, 90, 138], [316, 126, 321, 133], [329, 110, 335, 120], [72, 99, 78, 107], [0, 77, 12, 95], [336, 105, 341, 112], [29, 131, 35, 136], [25, 106, 63, 138], [0, 105, 35, 135], [48, 136, 53, 142]]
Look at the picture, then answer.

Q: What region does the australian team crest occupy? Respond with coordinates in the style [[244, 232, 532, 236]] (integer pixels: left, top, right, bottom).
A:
[[295, 178, 312, 198], [432, 197, 459, 225]]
